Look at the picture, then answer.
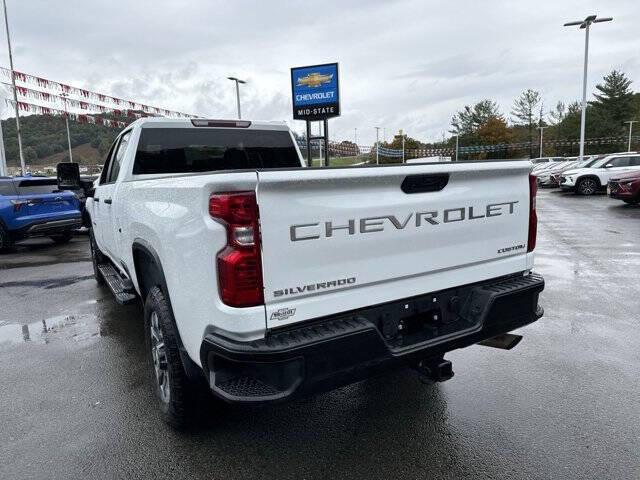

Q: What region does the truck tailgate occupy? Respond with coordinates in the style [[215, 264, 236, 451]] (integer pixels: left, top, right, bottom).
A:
[[257, 162, 531, 329]]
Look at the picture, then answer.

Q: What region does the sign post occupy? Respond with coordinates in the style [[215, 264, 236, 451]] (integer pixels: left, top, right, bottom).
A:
[[291, 63, 340, 167]]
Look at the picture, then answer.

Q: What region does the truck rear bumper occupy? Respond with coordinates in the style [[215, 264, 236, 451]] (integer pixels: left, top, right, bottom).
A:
[[200, 272, 544, 404]]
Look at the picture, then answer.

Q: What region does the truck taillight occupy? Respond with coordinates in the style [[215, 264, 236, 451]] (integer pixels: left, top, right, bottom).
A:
[[527, 173, 537, 253], [209, 192, 264, 307]]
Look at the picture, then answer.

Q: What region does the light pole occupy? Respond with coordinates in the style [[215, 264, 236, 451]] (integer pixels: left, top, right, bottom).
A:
[[564, 15, 612, 161], [538, 126, 547, 157], [2, 0, 25, 174], [354, 127, 358, 158], [454, 134, 459, 161], [227, 76, 246, 119], [60, 93, 73, 162], [374, 126, 381, 164], [0, 114, 6, 176], [624, 120, 637, 152], [401, 131, 406, 163]]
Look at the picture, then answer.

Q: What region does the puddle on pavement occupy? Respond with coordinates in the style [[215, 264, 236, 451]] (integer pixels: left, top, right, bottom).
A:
[[0, 313, 102, 349]]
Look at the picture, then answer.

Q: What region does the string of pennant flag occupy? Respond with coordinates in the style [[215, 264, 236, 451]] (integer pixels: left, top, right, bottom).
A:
[[4, 99, 130, 128], [0, 67, 198, 118], [299, 135, 640, 159]]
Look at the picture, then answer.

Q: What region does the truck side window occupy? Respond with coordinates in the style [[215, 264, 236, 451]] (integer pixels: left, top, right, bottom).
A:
[[105, 131, 132, 184], [99, 139, 120, 185]]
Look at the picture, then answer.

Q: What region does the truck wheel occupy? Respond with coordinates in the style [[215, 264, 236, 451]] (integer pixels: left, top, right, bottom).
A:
[[144, 286, 194, 428], [0, 225, 13, 253], [576, 178, 598, 196], [50, 232, 74, 244], [89, 229, 106, 285]]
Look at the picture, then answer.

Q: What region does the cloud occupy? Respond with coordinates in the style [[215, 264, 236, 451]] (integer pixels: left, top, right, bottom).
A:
[[2, 0, 639, 145]]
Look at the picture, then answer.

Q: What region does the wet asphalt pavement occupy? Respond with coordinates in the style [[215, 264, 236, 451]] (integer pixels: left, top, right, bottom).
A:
[[1, 190, 639, 480]]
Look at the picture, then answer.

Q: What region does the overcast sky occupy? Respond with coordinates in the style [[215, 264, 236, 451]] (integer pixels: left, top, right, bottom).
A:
[[3, 0, 639, 144]]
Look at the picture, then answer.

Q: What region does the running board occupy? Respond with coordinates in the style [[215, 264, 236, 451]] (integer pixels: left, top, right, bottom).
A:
[[97, 263, 137, 305]]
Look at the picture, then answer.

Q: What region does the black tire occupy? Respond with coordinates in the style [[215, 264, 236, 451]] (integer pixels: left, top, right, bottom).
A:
[[144, 286, 195, 428], [0, 225, 13, 253], [623, 199, 640, 205], [576, 177, 598, 196], [89, 229, 106, 285], [50, 231, 74, 244]]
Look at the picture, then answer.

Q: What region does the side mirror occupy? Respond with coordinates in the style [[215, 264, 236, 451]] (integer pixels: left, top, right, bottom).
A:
[[57, 162, 81, 190], [604, 163, 613, 168]]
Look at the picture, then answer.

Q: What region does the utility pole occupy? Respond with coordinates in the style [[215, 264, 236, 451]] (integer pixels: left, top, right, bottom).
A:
[[401, 131, 405, 163], [227, 76, 246, 119], [3, 0, 25, 174], [374, 126, 381, 165], [624, 120, 637, 152], [60, 92, 73, 162], [538, 126, 548, 157], [354, 127, 357, 152], [564, 15, 612, 161]]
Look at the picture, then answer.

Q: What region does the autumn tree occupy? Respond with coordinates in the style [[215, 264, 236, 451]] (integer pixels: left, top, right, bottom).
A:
[[476, 116, 512, 145]]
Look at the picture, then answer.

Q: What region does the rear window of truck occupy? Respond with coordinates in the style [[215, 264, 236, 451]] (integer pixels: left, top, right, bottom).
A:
[[133, 128, 301, 174]]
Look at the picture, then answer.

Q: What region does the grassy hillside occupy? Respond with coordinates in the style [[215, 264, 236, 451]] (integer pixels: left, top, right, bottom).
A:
[[38, 143, 105, 166], [1, 113, 126, 168]]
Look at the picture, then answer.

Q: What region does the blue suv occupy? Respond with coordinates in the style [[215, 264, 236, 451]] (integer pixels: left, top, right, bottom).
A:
[[0, 176, 82, 252]]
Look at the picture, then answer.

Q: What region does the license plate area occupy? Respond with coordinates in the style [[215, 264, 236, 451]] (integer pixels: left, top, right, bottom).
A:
[[373, 286, 483, 351]]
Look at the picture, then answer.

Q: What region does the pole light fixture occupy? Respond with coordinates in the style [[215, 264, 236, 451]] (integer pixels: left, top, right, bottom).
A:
[[563, 15, 612, 161], [624, 120, 637, 152], [2, 0, 25, 174], [227, 77, 246, 119], [374, 126, 381, 165], [60, 93, 73, 163], [537, 126, 548, 158]]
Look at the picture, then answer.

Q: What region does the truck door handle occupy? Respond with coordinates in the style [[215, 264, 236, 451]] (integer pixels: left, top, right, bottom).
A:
[[94, 197, 100, 202], [104, 198, 112, 205], [401, 174, 449, 194]]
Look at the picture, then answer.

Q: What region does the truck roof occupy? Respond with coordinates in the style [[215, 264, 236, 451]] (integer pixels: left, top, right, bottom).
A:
[[130, 117, 290, 131]]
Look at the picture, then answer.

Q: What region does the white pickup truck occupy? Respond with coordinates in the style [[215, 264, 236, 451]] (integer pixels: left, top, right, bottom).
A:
[[65, 117, 544, 427]]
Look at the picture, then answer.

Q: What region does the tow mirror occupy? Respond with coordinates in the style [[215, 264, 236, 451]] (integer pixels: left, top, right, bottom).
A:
[[56, 162, 81, 190]]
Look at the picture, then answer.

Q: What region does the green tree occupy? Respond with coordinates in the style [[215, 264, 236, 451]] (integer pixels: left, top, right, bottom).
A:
[[549, 101, 566, 124], [450, 99, 501, 135], [24, 146, 38, 162], [590, 70, 634, 134], [511, 89, 542, 157]]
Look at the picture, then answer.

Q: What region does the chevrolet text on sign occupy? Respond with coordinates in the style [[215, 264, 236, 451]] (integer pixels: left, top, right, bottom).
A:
[[291, 63, 340, 120]]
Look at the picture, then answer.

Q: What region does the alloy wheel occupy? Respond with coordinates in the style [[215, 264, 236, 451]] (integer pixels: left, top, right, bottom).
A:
[[580, 179, 596, 195], [150, 311, 170, 404]]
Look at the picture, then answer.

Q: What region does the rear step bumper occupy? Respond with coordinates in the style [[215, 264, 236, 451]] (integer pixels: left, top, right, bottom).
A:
[[200, 272, 544, 404]]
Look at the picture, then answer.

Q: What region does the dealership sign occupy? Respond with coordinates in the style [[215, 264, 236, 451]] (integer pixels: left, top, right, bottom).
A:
[[291, 63, 340, 120]]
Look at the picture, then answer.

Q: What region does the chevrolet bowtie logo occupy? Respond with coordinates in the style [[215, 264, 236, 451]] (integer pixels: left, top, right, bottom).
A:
[[296, 72, 333, 88]]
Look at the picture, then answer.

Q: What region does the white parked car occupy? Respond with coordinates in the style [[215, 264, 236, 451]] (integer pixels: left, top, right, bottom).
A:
[[61, 117, 544, 427], [560, 153, 640, 195]]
